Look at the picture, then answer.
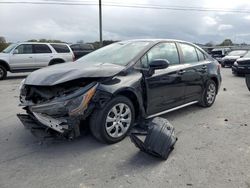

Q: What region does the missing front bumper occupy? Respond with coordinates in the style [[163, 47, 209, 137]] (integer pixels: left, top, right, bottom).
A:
[[17, 113, 80, 139]]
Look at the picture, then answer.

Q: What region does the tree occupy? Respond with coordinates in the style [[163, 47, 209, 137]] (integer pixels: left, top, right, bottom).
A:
[[205, 41, 214, 47], [219, 39, 233, 46], [0, 36, 6, 43]]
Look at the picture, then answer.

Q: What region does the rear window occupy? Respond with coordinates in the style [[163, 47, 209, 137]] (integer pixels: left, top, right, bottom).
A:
[[51, 44, 70, 53]]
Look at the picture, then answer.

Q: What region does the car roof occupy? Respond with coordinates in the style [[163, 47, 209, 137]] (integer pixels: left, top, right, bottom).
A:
[[15, 42, 69, 45], [122, 38, 190, 43]]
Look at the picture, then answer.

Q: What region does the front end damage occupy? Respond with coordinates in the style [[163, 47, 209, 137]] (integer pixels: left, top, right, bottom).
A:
[[17, 79, 111, 139]]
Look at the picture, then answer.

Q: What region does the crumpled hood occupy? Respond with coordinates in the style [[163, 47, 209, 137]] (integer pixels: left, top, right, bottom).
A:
[[25, 62, 125, 86]]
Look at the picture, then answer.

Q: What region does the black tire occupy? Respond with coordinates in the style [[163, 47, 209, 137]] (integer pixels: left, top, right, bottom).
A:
[[89, 96, 135, 144], [221, 62, 225, 67], [199, 80, 217, 107], [0, 65, 7, 80]]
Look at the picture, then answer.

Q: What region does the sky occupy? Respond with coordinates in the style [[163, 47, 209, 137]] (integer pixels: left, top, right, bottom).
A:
[[1, 0, 250, 44]]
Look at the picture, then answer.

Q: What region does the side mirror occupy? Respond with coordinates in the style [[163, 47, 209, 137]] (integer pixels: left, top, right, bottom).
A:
[[149, 59, 169, 70], [13, 49, 18, 54]]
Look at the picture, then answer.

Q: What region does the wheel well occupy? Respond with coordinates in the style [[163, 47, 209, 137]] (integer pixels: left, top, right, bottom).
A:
[[0, 60, 10, 71], [115, 90, 140, 120], [210, 77, 219, 93], [49, 58, 65, 65]]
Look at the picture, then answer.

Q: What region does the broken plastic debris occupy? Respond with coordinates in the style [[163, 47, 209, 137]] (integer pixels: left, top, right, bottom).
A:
[[129, 117, 177, 160]]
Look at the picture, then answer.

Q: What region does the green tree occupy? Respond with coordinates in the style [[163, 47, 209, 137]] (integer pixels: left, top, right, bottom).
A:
[[0, 36, 6, 43], [219, 39, 233, 46]]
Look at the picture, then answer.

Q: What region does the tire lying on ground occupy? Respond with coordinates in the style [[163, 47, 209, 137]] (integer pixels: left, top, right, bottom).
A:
[[89, 95, 135, 144]]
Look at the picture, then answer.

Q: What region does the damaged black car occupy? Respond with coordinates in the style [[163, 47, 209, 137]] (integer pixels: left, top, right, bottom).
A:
[[18, 39, 221, 144]]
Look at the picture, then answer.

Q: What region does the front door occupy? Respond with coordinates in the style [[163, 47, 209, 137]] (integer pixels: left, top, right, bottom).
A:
[[9, 44, 34, 70], [142, 42, 186, 115]]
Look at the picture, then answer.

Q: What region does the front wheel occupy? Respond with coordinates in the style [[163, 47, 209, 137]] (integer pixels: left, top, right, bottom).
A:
[[89, 96, 135, 144], [199, 80, 217, 107]]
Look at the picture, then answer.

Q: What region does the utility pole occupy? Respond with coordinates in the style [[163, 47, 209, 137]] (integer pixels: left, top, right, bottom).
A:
[[99, 0, 103, 47]]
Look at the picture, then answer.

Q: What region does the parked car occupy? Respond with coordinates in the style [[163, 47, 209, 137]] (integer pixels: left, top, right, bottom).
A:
[[232, 51, 250, 75], [70, 43, 95, 59], [246, 74, 250, 91], [0, 42, 75, 80], [18, 39, 221, 144], [211, 48, 231, 63], [221, 50, 248, 67]]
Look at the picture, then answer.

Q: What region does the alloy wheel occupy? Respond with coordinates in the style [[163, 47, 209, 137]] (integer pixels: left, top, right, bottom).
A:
[[105, 103, 132, 138], [206, 83, 216, 104]]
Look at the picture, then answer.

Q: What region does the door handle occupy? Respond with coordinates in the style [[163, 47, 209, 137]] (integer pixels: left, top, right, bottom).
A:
[[177, 70, 186, 75], [202, 65, 207, 70], [199, 65, 207, 73], [29, 57, 33, 58]]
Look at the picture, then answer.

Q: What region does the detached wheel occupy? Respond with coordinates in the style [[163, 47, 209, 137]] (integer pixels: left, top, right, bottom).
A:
[[89, 96, 135, 144], [199, 80, 217, 107], [0, 65, 7, 80]]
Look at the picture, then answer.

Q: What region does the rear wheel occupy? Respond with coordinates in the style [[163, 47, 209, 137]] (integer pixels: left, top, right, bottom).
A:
[[89, 96, 135, 144], [0, 65, 7, 80], [199, 80, 217, 107]]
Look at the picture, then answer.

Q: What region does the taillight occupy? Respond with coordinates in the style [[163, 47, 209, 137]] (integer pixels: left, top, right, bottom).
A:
[[72, 54, 76, 62], [217, 63, 221, 71]]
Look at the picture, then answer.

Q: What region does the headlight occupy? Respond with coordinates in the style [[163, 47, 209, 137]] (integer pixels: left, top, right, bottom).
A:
[[19, 79, 25, 91], [234, 61, 238, 66], [67, 85, 97, 116], [30, 84, 97, 116]]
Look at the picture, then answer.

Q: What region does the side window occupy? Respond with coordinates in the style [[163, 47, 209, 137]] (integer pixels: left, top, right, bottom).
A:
[[196, 49, 205, 61], [34, 44, 52, 53], [15, 44, 33, 54], [51, 44, 70, 53], [179, 43, 199, 63], [141, 42, 179, 68]]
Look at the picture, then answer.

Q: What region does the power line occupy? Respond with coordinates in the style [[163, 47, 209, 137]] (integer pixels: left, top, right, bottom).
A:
[[1, 1, 250, 14]]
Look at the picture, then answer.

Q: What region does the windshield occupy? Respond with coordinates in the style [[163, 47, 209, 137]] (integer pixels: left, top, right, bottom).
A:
[[2, 44, 17, 53], [76, 41, 150, 66], [228, 50, 247, 56]]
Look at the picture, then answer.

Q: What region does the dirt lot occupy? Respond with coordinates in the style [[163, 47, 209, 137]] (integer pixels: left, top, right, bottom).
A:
[[0, 69, 249, 188]]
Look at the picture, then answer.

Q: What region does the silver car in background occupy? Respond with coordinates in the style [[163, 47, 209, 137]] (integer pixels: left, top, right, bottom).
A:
[[0, 42, 75, 80]]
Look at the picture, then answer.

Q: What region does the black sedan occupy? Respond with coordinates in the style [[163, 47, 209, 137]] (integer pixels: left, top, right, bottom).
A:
[[232, 51, 250, 75], [17, 39, 221, 144], [221, 50, 248, 67]]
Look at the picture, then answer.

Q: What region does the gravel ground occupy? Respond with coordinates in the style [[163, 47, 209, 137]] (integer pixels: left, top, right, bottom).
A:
[[0, 69, 249, 188]]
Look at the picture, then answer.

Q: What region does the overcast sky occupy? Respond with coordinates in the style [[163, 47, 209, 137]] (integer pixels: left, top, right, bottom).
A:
[[1, 0, 250, 44]]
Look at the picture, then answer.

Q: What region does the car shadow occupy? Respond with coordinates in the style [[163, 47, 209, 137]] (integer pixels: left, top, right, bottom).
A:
[[6, 75, 27, 80]]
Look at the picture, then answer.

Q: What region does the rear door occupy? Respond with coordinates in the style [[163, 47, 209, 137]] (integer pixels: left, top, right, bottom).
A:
[[9, 44, 34, 70], [142, 42, 186, 115], [50, 44, 73, 62], [177, 43, 209, 102], [33, 44, 53, 68]]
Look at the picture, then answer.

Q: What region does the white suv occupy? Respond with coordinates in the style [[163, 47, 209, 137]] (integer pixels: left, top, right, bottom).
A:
[[0, 42, 75, 80]]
